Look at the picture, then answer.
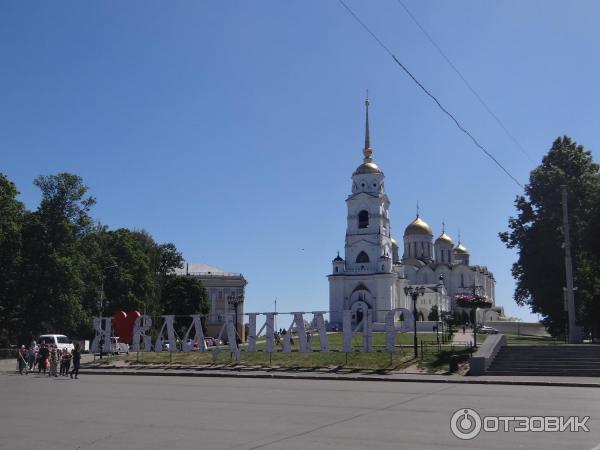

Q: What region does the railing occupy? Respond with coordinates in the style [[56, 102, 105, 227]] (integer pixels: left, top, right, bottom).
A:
[[184, 271, 244, 278]]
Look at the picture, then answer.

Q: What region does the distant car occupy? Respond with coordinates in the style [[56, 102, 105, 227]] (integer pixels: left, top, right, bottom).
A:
[[91, 337, 128, 355], [477, 325, 499, 334], [110, 337, 129, 354], [182, 338, 202, 350], [38, 334, 75, 352]]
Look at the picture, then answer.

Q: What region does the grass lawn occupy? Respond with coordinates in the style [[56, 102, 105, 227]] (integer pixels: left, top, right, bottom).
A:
[[108, 332, 471, 372], [505, 334, 564, 345]]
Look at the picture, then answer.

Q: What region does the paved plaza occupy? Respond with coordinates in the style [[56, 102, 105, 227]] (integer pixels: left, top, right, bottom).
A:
[[1, 371, 600, 450]]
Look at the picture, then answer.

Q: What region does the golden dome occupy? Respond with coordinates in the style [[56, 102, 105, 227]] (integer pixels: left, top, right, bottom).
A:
[[354, 161, 382, 175], [435, 232, 453, 244], [391, 238, 398, 247], [404, 216, 433, 236], [454, 243, 469, 254]]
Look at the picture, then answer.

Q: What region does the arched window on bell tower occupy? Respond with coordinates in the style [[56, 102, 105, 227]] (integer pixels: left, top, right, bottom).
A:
[[358, 210, 369, 229], [356, 251, 370, 263]]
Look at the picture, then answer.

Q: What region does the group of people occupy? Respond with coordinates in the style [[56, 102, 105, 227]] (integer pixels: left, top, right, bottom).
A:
[[17, 342, 81, 379], [273, 329, 312, 346]]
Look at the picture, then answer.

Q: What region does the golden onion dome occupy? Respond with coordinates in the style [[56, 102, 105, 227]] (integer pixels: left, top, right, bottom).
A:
[[391, 238, 398, 247], [435, 232, 453, 245], [353, 161, 382, 175], [454, 243, 469, 254], [404, 216, 433, 237]]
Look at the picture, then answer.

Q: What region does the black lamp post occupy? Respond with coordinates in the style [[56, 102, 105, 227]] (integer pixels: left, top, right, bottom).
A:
[[227, 293, 244, 344], [98, 264, 118, 359], [471, 285, 483, 349], [404, 285, 426, 358]]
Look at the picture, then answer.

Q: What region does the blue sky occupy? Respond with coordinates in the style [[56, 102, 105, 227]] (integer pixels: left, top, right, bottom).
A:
[[2, 1, 599, 322]]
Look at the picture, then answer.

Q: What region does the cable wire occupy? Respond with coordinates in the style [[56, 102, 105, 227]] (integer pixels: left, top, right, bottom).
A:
[[395, 0, 532, 162], [337, 0, 524, 189]]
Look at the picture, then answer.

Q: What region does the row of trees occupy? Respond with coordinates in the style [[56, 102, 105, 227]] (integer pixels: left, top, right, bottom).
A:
[[0, 172, 209, 347], [501, 136, 600, 337]]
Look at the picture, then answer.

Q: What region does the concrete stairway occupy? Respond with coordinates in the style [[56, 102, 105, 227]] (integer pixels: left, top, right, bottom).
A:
[[486, 345, 600, 376]]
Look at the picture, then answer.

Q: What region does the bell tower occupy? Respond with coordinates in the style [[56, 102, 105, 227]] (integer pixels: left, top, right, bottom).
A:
[[344, 97, 393, 272], [328, 97, 403, 328]]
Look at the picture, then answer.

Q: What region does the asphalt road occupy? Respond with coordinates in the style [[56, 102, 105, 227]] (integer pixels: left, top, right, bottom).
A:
[[1, 372, 599, 450]]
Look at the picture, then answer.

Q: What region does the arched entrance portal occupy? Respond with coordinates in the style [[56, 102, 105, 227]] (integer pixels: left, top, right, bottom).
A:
[[350, 300, 371, 327], [349, 283, 374, 327]]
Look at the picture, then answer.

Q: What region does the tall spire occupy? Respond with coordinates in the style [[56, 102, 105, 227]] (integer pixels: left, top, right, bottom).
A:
[[416, 200, 420, 218], [363, 93, 373, 162], [441, 219, 445, 233]]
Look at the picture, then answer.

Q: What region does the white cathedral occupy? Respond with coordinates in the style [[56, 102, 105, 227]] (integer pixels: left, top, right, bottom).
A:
[[328, 99, 502, 330]]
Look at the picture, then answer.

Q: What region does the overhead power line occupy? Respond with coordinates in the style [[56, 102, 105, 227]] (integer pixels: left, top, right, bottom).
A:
[[395, 0, 533, 162], [337, 0, 524, 189]]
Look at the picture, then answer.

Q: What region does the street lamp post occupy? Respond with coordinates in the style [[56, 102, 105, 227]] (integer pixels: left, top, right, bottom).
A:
[[404, 285, 426, 359], [437, 274, 446, 344], [98, 264, 118, 359], [473, 307, 478, 349], [470, 285, 484, 349], [227, 293, 244, 344]]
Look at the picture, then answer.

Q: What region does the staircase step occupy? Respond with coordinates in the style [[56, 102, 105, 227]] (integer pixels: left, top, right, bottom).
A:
[[481, 345, 600, 377], [486, 370, 600, 377]]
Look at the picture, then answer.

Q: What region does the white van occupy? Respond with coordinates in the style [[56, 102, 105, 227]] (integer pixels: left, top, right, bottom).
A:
[[38, 334, 75, 352], [110, 337, 129, 355]]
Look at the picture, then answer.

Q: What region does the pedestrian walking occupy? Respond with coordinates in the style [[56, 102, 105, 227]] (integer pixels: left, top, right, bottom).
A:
[[60, 349, 72, 376], [70, 346, 81, 379], [49, 346, 58, 377], [17, 345, 28, 375], [27, 341, 38, 371], [38, 343, 49, 374]]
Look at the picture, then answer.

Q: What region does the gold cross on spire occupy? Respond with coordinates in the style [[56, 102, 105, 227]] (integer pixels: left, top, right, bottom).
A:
[[363, 93, 373, 162]]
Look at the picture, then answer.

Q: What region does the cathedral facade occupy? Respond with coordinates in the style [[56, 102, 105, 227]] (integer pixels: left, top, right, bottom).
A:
[[328, 99, 500, 329]]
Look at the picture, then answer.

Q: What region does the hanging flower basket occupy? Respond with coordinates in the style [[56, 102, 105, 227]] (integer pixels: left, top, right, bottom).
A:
[[455, 293, 492, 308]]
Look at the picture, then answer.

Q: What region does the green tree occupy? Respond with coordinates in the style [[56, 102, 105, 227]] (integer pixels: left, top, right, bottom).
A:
[[96, 229, 159, 316], [20, 173, 95, 342], [157, 243, 183, 277], [1, 171, 189, 343], [500, 136, 600, 336], [161, 275, 209, 317], [91, 229, 185, 318], [160, 268, 209, 336], [0, 174, 25, 346]]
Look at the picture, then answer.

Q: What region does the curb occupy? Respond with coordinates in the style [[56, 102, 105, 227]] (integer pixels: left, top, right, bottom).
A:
[[77, 368, 600, 388]]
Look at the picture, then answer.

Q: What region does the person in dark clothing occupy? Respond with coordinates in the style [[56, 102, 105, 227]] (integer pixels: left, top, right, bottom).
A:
[[70, 347, 81, 379], [60, 349, 72, 376], [17, 346, 27, 375], [38, 344, 49, 374]]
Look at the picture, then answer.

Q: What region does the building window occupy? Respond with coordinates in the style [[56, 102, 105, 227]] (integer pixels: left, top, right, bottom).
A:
[[358, 210, 369, 229], [356, 251, 370, 263]]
